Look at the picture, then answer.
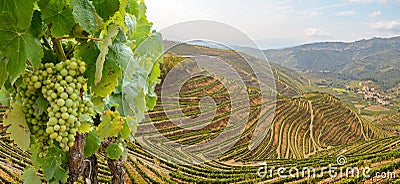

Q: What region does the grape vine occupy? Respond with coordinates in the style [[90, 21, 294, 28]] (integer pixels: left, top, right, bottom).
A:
[[0, 0, 162, 183]]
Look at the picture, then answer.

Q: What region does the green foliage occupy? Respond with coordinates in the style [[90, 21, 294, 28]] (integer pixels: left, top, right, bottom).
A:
[[22, 167, 41, 184], [0, 0, 37, 29], [93, 0, 120, 20], [70, 0, 98, 35], [94, 24, 118, 87], [0, 12, 43, 84], [39, 0, 74, 38], [0, 0, 162, 182], [84, 132, 101, 158], [3, 103, 31, 151], [105, 143, 123, 160], [97, 110, 124, 140]]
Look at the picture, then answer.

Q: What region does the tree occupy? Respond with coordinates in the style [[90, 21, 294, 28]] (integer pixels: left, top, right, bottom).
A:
[[0, 0, 162, 183]]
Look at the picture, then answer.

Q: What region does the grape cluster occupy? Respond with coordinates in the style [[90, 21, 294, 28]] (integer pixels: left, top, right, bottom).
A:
[[41, 59, 93, 152], [15, 58, 93, 153], [15, 81, 52, 156]]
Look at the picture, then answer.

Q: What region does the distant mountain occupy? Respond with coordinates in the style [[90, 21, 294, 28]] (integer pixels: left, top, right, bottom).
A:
[[264, 37, 400, 89]]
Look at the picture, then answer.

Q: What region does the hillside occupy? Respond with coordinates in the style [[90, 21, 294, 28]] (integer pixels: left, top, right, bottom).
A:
[[264, 36, 400, 89], [1, 42, 400, 183]]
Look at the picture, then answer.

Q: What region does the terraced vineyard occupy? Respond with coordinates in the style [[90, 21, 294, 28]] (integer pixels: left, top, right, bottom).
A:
[[1, 47, 400, 183]]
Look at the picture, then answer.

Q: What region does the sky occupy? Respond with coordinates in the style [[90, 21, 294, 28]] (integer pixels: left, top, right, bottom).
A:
[[145, 0, 400, 49]]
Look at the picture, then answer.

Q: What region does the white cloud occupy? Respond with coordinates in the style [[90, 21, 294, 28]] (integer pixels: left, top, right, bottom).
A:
[[300, 11, 321, 17], [370, 20, 400, 32], [304, 28, 331, 37], [368, 10, 381, 18], [336, 11, 356, 16]]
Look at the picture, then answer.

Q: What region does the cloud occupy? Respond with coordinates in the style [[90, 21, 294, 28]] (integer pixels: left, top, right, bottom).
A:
[[301, 11, 321, 17], [368, 10, 381, 18], [304, 28, 331, 37], [370, 20, 400, 32], [336, 11, 356, 16]]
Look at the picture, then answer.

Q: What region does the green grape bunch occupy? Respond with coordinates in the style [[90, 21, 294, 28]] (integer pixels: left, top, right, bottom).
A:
[[15, 58, 94, 153]]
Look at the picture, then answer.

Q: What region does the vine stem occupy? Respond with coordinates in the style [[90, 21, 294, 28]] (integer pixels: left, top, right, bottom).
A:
[[56, 36, 103, 42], [102, 139, 126, 184], [66, 134, 86, 184], [47, 24, 67, 61]]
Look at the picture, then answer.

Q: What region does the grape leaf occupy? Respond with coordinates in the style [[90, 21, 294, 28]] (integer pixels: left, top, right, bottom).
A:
[[124, 14, 136, 37], [109, 94, 124, 116], [0, 55, 8, 88], [22, 166, 41, 184], [93, 58, 122, 97], [50, 166, 67, 184], [4, 103, 30, 151], [123, 32, 163, 130], [84, 132, 101, 158], [120, 120, 130, 140], [0, 88, 10, 107], [96, 110, 123, 140], [0, 12, 44, 84], [105, 143, 123, 160], [78, 121, 91, 133], [70, 0, 98, 35], [42, 155, 59, 181], [42, 147, 67, 182], [93, 0, 120, 20], [30, 11, 43, 38], [74, 41, 100, 89], [39, 0, 74, 38], [94, 24, 118, 86], [34, 93, 49, 115], [130, 2, 151, 45], [0, 0, 37, 30]]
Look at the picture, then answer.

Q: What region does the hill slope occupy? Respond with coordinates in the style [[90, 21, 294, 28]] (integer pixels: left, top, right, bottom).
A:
[[1, 42, 400, 183], [264, 36, 400, 89]]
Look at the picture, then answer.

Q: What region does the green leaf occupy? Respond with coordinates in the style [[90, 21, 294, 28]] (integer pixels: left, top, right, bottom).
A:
[[0, 88, 10, 107], [0, 0, 38, 29], [84, 132, 101, 158], [70, 0, 98, 35], [30, 10, 43, 38], [39, 0, 74, 37], [105, 143, 123, 160], [93, 58, 122, 97], [0, 12, 44, 84], [22, 166, 41, 184], [30, 143, 43, 169], [123, 32, 163, 131], [42, 155, 59, 181], [109, 94, 124, 116], [74, 41, 100, 89], [78, 121, 91, 133], [41, 146, 68, 182], [93, 0, 120, 20], [91, 96, 104, 113], [0, 55, 8, 88], [96, 110, 123, 140], [34, 93, 49, 115], [94, 24, 118, 86], [4, 103, 30, 151], [51, 166, 68, 184], [120, 120, 130, 140]]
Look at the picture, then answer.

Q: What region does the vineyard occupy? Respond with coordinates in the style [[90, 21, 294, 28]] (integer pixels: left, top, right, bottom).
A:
[[1, 49, 400, 183]]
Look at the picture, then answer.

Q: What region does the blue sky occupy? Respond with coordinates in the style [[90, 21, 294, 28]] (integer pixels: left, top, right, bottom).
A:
[[146, 0, 400, 49]]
